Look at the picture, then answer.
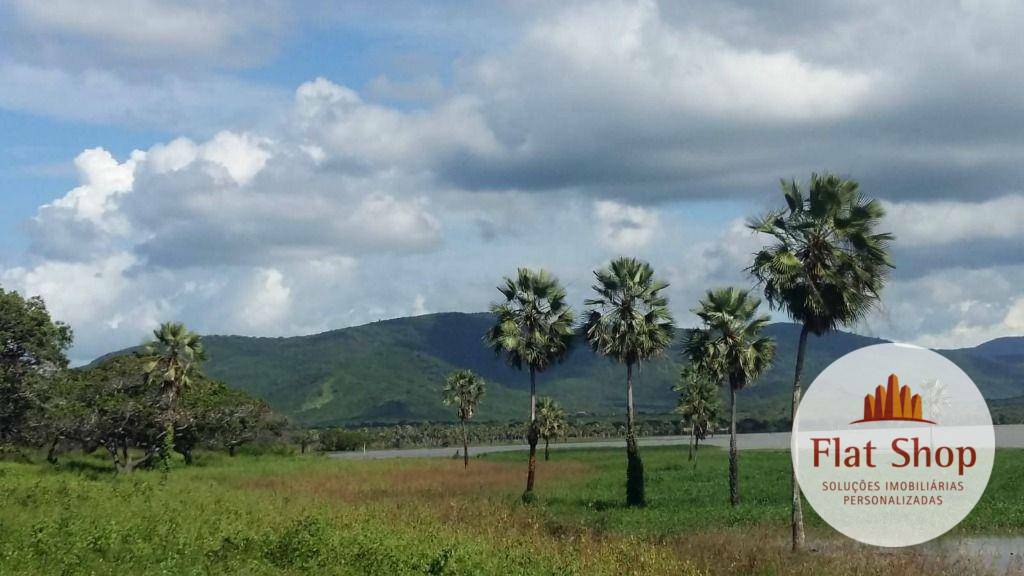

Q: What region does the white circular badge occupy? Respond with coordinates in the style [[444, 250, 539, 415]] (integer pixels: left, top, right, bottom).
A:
[[792, 343, 994, 547]]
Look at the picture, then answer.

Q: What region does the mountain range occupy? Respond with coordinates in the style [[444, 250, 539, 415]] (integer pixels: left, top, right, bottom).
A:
[[95, 312, 1024, 426]]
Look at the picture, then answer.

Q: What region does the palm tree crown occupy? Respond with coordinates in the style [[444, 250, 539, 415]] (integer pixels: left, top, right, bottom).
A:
[[536, 397, 567, 441], [442, 370, 485, 422], [583, 257, 675, 364], [485, 268, 575, 372], [685, 287, 775, 391], [747, 173, 893, 335], [674, 366, 721, 437], [143, 322, 205, 409]]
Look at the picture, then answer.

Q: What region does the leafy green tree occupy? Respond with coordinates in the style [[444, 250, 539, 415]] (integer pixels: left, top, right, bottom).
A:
[[142, 322, 205, 463], [584, 257, 674, 507], [297, 428, 320, 454], [748, 173, 892, 548], [485, 268, 575, 499], [441, 369, 486, 468], [674, 365, 721, 466], [0, 287, 72, 446], [535, 396, 567, 461], [178, 378, 282, 460], [50, 355, 163, 473], [318, 428, 372, 452], [685, 287, 774, 505]]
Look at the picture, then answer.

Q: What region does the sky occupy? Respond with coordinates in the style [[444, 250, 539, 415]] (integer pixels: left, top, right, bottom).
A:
[[1, 0, 1023, 363]]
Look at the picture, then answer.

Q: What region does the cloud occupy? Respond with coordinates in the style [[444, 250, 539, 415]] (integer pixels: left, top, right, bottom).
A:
[[294, 77, 500, 172], [881, 195, 1024, 276], [239, 268, 292, 331], [412, 294, 428, 316], [366, 75, 447, 103], [594, 200, 659, 252], [4, 0, 287, 66], [520, 0, 877, 122], [1005, 298, 1024, 333], [885, 196, 1024, 247], [27, 148, 140, 260], [0, 61, 288, 131], [865, 265, 1024, 348], [5, 0, 1024, 361]]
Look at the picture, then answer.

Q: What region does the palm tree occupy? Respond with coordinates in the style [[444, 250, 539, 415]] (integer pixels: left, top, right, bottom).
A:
[[536, 396, 567, 461], [485, 268, 575, 499], [748, 173, 892, 549], [584, 257, 674, 507], [685, 287, 774, 505], [441, 369, 486, 468], [143, 322, 205, 461], [674, 365, 721, 466]]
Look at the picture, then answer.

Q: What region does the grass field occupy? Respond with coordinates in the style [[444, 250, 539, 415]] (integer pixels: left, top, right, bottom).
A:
[[0, 446, 1020, 575]]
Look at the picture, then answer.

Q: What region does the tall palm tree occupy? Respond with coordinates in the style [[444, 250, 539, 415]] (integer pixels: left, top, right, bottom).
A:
[[748, 173, 892, 549], [674, 365, 721, 466], [485, 268, 575, 499], [584, 257, 674, 507], [143, 322, 205, 459], [685, 287, 774, 505], [441, 369, 486, 468], [536, 396, 567, 461]]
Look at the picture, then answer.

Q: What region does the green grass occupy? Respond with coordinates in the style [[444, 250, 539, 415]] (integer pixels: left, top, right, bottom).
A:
[[490, 446, 1024, 535], [0, 447, 1020, 575]]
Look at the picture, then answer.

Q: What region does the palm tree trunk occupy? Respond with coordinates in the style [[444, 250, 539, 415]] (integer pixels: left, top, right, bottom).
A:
[[688, 424, 694, 462], [544, 438, 550, 461], [525, 365, 539, 499], [461, 419, 469, 469], [694, 427, 700, 466], [791, 324, 810, 551], [625, 361, 645, 507], [729, 383, 739, 506]]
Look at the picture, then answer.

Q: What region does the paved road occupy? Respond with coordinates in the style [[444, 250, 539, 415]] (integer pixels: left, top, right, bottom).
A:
[[329, 424, 1024, 460]]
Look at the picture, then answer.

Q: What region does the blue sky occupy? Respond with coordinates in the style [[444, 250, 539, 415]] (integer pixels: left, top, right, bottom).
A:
[[1, 1, 1023, 362]]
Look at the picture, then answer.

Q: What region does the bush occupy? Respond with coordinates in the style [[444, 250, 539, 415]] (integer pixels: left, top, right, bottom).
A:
[[263, 515, 335, 570], [317, 428, 372, 452]]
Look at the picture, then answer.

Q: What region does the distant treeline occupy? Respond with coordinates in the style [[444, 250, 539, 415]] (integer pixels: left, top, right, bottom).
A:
[[310, 415, 794, 452]]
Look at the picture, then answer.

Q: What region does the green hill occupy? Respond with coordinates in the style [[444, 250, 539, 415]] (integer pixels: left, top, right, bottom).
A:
[[96, 312, 1023, 426]]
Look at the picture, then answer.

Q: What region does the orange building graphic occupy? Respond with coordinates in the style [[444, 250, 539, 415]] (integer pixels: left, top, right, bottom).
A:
[[852, 374, 935, 424]]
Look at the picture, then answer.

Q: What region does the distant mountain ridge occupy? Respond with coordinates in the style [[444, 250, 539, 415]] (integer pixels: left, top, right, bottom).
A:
[[94, 312, 1024, 426]]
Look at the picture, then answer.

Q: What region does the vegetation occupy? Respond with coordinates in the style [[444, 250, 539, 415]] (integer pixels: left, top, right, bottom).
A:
[[749, 173, 893, 549], [142, 322, 207, 468], [485, 268, 575, 499], [0, 292, 282, 472], [535, 396, 567, 460], [0, 287, 72, 447], [3, 166, 1021, 574], [311, 418, 696, 453], [45, 354, 281, 472], [584, 257, 675, 507], [441, 369, 486, 468], [1, 446, 1019, 575], [685, 287, 775, 505], [674, 366, 721, 465]]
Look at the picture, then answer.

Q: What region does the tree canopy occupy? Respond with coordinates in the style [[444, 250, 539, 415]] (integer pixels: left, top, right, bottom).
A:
[[0, 287, 72, 445]]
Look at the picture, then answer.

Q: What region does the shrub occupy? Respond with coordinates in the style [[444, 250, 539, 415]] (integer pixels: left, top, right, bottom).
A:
[[317, 428, 372, 452]]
